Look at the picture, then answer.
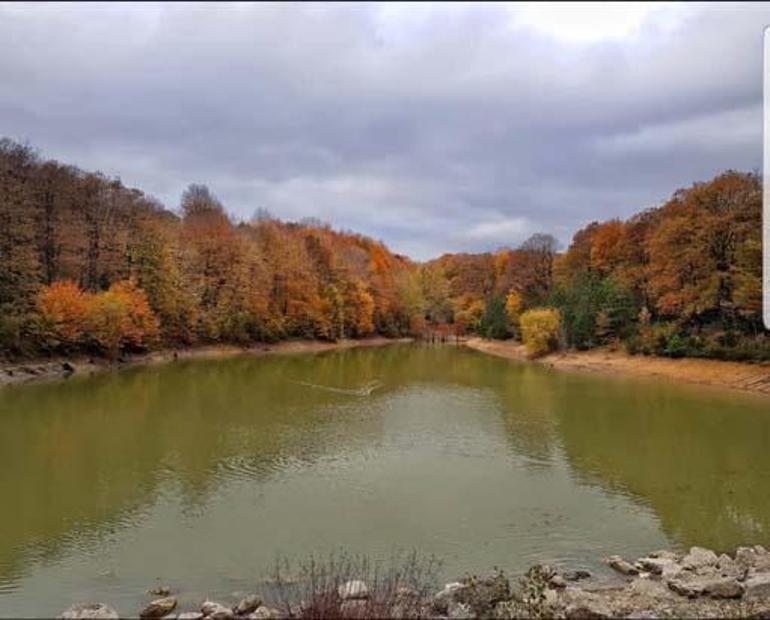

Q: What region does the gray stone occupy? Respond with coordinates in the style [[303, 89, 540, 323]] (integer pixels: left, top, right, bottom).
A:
[[607, 555, 639, 576], [628, 578, 673, 599], [59, 603, 119, 620], [661, 562, 684, 580], [338, 580, 370, 600], [200, 601, 233, 619], [562, 590, 614, 618], [718, 554, 737, 571], [141, 597, 177, 619], [637, 557, 677, 576], [745, 574, 770, 600], [737, 547, 759, 569], [706, 578, 744, 599], [453, 572, 510, 616], [667, 575, 743, 599], [682, 547, 718, 571], [233, 595, 262, 615], [549, 574, 567, 589], [148, 586, 172, 596]]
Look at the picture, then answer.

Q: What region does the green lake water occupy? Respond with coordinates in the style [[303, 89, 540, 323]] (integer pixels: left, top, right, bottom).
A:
[[1, 343, 769, 616]]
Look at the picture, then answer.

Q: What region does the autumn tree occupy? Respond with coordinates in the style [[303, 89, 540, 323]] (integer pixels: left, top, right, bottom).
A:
[[37, 280, 90, 348]]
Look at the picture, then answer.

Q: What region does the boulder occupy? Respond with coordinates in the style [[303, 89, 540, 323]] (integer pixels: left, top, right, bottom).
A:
[[745, 574, 770, 601], [433, 582, 467, 614], [338, 580, 369, 600], [607, 555, 639, 576], [454, 573, 510, 616], [667, 575, 743, 599], [681, 547, 718, 571], [628, 577, 673, 599], [141, 597, 177, 619], [737, 547, 760, 570], [148, 586, 172, 596], [59, 603, 119, 619], [717, 554, 739, 574], [233, 595, 262, 615], [637, 557, 677, 576], [200, 601, 234, 619], [549, 574, 567, 589], [561, 589, 614, 618]]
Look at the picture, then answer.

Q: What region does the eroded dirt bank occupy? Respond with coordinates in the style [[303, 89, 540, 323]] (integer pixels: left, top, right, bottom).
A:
[[464, 337, 770, 397], [0, 337, 413, 388]]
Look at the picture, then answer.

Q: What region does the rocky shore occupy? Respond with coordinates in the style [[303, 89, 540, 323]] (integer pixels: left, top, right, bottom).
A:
[[58, 545, 770, 619]]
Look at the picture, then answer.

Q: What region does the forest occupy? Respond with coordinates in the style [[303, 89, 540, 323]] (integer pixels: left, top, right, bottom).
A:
[[0, 138, 767, 361]]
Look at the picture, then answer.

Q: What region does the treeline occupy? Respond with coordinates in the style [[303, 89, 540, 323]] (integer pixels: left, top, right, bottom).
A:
[[0, 139, 426, 358], [423, 171, 767, 360], [1, 138, 766, 361]]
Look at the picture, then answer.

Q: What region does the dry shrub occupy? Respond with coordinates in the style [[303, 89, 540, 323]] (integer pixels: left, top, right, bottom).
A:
[[267, 550, 441, 619]]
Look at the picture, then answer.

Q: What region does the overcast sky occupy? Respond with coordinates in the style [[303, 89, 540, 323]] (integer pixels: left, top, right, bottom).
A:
[[1, 2, 767, 259]]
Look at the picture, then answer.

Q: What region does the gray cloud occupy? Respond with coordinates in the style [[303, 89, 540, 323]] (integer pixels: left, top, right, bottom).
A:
[[1, 2, 767, 259]]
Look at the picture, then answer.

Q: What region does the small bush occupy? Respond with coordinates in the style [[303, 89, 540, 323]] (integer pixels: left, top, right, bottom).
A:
[[268, 550, 441, 619], [520, 308, 561, 356]]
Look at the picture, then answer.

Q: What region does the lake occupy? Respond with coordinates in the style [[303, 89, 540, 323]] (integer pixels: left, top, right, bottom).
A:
[[1, 343, 769, 616]]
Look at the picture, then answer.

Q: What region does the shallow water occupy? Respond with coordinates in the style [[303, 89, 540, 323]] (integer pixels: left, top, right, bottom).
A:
[[1, 343, 768, 616]]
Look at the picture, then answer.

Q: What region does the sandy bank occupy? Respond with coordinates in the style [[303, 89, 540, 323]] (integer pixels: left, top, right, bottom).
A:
[[0, 337, 412, 388], [464, 337, 770, 397]]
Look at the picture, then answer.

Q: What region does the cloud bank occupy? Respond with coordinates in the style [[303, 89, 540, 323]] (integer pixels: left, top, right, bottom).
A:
[[0, 2, 766, 259]]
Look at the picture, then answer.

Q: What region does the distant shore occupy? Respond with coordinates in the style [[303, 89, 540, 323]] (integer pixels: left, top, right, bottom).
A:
[[464, 337, 770, 397], [0, 337, 413, 388]]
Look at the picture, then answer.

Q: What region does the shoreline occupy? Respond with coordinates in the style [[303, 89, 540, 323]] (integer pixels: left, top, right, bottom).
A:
[[57, 544, 770, 619], [464, 337, 770, 397], [0, 337, 413, 388]]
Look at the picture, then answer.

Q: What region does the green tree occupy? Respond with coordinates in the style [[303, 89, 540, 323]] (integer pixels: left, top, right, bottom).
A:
[[479, 296, 511, 340]]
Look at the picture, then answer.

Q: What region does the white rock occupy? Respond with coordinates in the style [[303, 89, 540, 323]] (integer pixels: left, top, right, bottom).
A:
[[338, 580, 370, 600]]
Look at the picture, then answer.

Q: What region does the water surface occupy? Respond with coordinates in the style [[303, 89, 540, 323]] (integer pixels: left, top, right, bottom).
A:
[[1, 344, 769, 616]]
